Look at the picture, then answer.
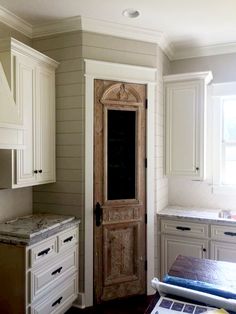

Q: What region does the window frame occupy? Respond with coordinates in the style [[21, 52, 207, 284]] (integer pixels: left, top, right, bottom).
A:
[[212, 82, 236, 194]]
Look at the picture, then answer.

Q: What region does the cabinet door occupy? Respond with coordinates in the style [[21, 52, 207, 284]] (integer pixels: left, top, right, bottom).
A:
[[14, 53, 37, 186], [161, 234, 208, 277], [165, 80, 204, 178], [211, 241, 236, 263], [36, 66, 55, 183]]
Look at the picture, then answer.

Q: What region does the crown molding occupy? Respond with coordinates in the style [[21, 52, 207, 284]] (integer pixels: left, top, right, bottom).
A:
[[32, 15, 174, 59], [32, 16, 82, 38], [0, 4, 32, 38], [81, 16, 163, 44], [1, 4, 236, 61], [33, 16, 177, 60], [163, 71, 213, 84], [173, 41, 236, 60]]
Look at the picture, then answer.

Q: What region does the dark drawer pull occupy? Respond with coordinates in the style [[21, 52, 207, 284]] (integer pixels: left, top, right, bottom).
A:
[[52, 296, 63, 307], [224, 231, 236, 237], [37, 247, 50, 257], [176, 226, 191, 231], [63, 236, 73, 243], [51, 266, 63, 276]]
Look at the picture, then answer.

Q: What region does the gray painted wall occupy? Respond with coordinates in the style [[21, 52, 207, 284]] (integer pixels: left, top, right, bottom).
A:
[[171, 52, 236, 83], [32, 30, 170, 291], [169, 53, 236, 210]]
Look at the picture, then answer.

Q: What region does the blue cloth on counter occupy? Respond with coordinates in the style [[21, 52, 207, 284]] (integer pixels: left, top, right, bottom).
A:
[[163, 275, 236, 300]]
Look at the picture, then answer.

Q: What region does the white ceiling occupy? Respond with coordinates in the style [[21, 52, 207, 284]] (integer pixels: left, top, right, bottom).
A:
[[0, 0, 236, 59]]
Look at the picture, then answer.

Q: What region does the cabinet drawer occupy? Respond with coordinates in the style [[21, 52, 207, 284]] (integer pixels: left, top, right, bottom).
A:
[[29, 237, 57, 268], [211, 225, 236, 243], [58, 227, 78, 252], [29, 246, 78, 303], [161, 219, 208, 238], [30, 274, 78, 314]]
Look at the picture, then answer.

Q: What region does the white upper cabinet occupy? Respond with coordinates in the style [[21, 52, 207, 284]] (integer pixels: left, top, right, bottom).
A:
[[0, 38, 58, 188], [164, 72, 213, 180]]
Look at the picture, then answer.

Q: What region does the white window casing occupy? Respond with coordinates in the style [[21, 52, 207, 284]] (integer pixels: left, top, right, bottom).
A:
[[212, 82, 236, 194]]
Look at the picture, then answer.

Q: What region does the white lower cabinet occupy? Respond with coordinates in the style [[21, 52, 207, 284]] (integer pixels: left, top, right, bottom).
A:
[[0, 225, 79, 314], [161, 234, 208, 276], [30, 273, 78, 314], [210, 224, 236, 263], [160, 217, 236, 277], [160, 219, 208, 277], [211, 241, 236, 263]]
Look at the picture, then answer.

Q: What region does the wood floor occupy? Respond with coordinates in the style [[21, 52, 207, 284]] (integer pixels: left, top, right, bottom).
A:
[[66, 295, 153, 314]]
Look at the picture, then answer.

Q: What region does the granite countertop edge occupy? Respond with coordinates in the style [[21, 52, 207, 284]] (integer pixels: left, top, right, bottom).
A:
[[0, 218, 80, 246], [157, 206, 236, 225]]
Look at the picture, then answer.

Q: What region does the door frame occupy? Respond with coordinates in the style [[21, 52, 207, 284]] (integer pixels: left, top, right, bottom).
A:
[[84, 59, 156, 307]]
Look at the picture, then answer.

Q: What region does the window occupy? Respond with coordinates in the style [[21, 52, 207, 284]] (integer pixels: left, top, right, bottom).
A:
[[212, 82, 236, 193], [221, 98, 236, 185]]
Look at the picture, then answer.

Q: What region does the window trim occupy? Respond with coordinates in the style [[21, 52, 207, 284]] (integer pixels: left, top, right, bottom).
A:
[[212, 82, 236, 194]]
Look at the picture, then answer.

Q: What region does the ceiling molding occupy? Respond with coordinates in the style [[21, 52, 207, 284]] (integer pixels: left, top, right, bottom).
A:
[[80, 16, 163, 44], [0, 4, 32, 38], [32, 15, 174, 59], [173, 42, 236, 60], [1, 4, 236, 61], [33, 16, 82, 38]]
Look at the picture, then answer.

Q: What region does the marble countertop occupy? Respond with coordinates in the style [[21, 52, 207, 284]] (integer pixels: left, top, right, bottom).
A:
[[0, 214, 80, 245], [157, 206, 236, 225]]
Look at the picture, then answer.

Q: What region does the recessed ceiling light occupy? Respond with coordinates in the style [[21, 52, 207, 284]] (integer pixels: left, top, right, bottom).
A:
[[122, 8, 140, 19]]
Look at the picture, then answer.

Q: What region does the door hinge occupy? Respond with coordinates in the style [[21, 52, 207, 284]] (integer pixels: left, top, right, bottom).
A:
[[145, 158, 147, 168], [145, 213, 147, 224], [145, 98, 148, 109], [145, 260, 147, 271]]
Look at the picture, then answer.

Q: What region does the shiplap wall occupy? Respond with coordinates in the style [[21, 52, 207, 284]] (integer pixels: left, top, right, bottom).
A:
[[32, 31, 85, 290], [0, 23, 32, 222], [32, 30, 170, 291]]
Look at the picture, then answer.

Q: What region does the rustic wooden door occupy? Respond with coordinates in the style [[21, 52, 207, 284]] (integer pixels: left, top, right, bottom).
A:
[[94, 80, 146, 303]]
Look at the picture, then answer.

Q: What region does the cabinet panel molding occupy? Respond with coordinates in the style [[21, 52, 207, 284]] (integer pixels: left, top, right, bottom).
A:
[[0, 38, 58, 188], [164, 71, 212, 179]]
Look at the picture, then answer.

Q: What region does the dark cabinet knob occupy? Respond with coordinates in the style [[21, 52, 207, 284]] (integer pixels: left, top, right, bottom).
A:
[[39, 169, 42, 173], [203, 248, 206, 252], [196, 167, 199, 171], [34, 170, 38, 174]]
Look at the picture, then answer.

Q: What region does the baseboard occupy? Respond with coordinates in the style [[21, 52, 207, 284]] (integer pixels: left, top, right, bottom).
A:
[[72, 293, 86, 309]]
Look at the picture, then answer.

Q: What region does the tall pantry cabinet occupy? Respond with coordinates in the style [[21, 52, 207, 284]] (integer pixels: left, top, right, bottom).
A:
[[0, 38, 58, 188]]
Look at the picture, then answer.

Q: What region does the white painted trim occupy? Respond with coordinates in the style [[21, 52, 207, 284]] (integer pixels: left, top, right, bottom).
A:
[[212, 84, 236, 194], [73, 293, 86, 309], [0, 4, 32, 38], [32, 16, 82, 38], [1, 3, 236, 61], [163, 71, 213, 84], [0, 37, 59, 68], [84, 59, 157, 306], [173, 42, 236, 60]]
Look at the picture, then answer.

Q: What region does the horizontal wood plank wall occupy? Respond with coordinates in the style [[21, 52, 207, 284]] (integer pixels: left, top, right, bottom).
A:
[[32, 31, 85, 291], [32, 30, 170, 294]]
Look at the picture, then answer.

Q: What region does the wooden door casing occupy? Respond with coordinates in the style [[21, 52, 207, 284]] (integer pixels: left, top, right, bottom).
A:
[[94, 80, 146, 303]]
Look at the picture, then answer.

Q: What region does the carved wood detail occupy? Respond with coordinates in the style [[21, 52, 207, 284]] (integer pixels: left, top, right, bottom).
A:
[[100, 82, 143, 105]]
